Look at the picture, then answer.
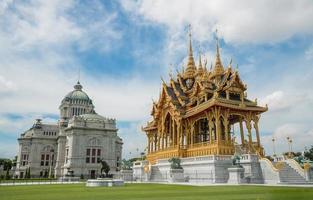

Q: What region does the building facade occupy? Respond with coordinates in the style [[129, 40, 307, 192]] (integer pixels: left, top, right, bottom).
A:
[[15, 82, 123, 178], [143, 33, 267, 165]]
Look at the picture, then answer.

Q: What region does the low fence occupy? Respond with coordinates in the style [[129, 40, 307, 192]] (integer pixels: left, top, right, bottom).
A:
[[0, 178, 83, 186]]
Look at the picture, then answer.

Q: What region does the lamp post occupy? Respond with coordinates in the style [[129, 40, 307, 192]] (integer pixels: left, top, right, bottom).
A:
[[272, 137, 276, 157], [290, 139, 293, 156], [286, 137, 292, 158]]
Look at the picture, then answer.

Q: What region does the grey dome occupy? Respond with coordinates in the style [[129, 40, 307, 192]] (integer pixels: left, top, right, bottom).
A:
[[62, 82, 92, 104]]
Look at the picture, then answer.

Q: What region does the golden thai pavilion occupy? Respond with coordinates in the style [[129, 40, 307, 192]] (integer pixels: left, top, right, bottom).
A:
[[143, 33, 268, 164]]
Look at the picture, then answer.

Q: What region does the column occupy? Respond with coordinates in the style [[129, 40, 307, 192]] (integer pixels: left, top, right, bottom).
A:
[[209, 118, 214, 144], [154, 135, 157, 151], [215, 118, 221, 145], [224, 118, 229, 144], [190, 126, 194, 146], [148, 136, 151, 153], [157, 135, 160, 150], [176, 124, 180, 147], [239, 118, 245, 145], [245, 120, 253, 152], [254, 121, 261, 147]]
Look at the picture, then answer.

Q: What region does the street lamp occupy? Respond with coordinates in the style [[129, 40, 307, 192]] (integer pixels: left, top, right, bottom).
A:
[[286, 137, 292, 158], [272, 137, 276, 157]]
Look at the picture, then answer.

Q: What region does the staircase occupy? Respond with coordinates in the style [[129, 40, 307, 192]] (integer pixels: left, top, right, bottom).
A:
[[279, 162, 307, 184], [149, 166, 167, 182]]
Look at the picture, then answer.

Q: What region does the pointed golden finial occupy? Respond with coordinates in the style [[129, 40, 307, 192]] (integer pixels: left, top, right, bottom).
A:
[[169, 63, 173, 78], [212, 29, 224, 76], [184, 24, 196, 79], [198, 52, 203, 68], [228, 58, 233, 69], [161, 76, 166, 85], [188, 24, 193, 57]]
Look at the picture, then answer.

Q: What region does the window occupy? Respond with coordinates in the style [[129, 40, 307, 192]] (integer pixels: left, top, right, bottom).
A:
[[41, 154, 45, 166], [40, 146, 55, 167], [21, 154, 29, 166], [86, 148, 101, 164]]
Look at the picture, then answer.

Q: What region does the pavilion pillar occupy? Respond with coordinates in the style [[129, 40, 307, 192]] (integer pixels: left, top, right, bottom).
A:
[[209, 118, 214, 144], [224, 118, 229, 144], [245, 120, 253, 153], [215, 118, 221, 145], [163, 133, 167, 149], [190, 126, 194, 146], [239, 118, 245, 145], [153, 135, 157, 151], [254, 121, 261, 147], [148, 136, 151, 153], [172, 119, 176, 146]]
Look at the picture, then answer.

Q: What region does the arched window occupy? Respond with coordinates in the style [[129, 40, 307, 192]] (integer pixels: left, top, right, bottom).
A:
[[86, 138, 102, 164], [21, 146, 29, 166], [40, 146, 55, 167]]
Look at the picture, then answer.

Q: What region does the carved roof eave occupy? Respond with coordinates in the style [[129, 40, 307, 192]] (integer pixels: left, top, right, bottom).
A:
[[170, 80, 188, 102], [142, 126, 157, 132], [220, 71, 247, 92], [190, 81, 202, 97], [177, 76, 188, 92], [183, 98, 268, 118]]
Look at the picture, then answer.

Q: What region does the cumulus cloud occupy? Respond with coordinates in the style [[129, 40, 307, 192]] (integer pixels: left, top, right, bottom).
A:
[[118, 121, 147, 159], [121, 0, 313, 44], [261, 124, 313, 155], [0, 0, 152, 158], [259, 90, 305, 112]]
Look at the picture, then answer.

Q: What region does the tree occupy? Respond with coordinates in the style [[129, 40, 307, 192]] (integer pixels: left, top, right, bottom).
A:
[[304, 146, 313, 161], [121, 159, 132, 170], [1, 159, 12, 180]]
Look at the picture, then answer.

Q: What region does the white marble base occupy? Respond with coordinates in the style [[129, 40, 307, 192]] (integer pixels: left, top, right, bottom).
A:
[[227, 167, 245, 184], [120, 170, 133, 181], [86, 178, 124, 187], [169, 169, 185, 183]]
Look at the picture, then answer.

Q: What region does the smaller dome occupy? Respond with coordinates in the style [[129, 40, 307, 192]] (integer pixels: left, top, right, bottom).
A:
[[63, 82, 91, 102]]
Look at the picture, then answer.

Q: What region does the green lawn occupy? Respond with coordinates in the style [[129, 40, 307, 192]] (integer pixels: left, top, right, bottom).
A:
[[0, 183, 312, 200]]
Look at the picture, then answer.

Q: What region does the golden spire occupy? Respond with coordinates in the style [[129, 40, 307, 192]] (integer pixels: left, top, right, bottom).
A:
[[198, 53, 203, 68], [197, 52, 204, 76], [184, 24, 196, 79], [212, 29, 224, 76]]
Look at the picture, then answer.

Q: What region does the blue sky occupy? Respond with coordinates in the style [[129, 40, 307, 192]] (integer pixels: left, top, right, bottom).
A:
[[0, 0, 313, 159]]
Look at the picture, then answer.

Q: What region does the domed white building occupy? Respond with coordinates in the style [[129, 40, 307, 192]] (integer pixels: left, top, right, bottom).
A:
[[15, 82, 123, 179]]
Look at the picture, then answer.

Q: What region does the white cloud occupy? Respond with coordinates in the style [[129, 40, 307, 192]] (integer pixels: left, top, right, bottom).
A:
[[305, 44, 313, 60], [118, 121, 147, 159], [259, 90, 305, 112], [261, 124, 313, 155], [121, 0, 313, 44], [0, 0, 155, 159]]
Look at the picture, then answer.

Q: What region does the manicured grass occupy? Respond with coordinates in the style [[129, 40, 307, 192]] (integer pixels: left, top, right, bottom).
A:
[[0, 183, 313, 200]]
